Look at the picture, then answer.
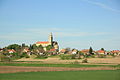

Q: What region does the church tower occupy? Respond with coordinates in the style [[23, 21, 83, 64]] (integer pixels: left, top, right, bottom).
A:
[[48, 32, 53, 45]]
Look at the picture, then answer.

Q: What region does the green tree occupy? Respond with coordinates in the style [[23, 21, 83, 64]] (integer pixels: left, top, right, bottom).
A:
[[38, 45, 44, 53], [22, 43, 25, 48], [89, 47, 94, 55], [32, 44, 37, 49], [7, 44, 21, 51], [101, 48, 105, 51], [46, 45, 53, 51], [65, 47, 71, 54], [29, 44, 33, 50]]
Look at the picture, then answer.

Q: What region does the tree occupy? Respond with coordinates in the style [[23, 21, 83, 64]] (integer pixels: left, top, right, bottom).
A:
[[101, 48, 105, 51], [32, 44, 37, 50], [89, 47, 94, 55], [29, 44, 33, 50], [37, 45, 44, 53], [22, 43, 26, 48], [46, 45, 53, 51], [65, 47, 71, 54], [7, 44, 21, 52]]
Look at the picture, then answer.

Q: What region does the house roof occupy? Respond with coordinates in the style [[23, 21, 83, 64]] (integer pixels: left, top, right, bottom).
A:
[[111, 50, 120, 53], [60, 49, 66, 52], [97, 50, 105, 53], [8, 49, 16, 52], [0, 49, 3, 51], [36, 41, 49, 44], [81, 49, 89, 53], [49, 48, 56, 52]]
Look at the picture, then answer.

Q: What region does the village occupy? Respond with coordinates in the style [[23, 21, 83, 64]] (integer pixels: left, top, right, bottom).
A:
[[0, 33, 120, 63]]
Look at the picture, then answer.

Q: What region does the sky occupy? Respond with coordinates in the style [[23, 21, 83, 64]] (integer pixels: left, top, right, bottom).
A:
[[0, 0, 120, 50]]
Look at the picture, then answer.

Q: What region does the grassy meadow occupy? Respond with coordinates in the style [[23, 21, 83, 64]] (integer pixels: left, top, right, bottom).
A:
[[0, 62, 120, 68], [0, 70, 120, 80]]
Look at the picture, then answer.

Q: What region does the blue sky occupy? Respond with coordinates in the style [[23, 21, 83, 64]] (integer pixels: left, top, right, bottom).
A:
[[0, 0, 120, 50]]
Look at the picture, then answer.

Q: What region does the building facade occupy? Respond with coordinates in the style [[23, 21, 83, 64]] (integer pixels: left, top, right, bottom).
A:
[[36, 33, 59, 51]]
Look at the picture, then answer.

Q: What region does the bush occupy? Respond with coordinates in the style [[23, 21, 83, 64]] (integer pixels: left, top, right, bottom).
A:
[[82, 58, 88, 63], [72, 60, 80, 64], [36, 53, 48, 59], [110, 54, 115, 57], [90, 55, 95, 58], [71, 54, 76, 59], [1, 56, 11, 62], [84, 54, 90, 58], [98, 54, 106, 58], [20, 53, 30, 58], [11, 53, 20, 60], [59, 54, 72, 60]]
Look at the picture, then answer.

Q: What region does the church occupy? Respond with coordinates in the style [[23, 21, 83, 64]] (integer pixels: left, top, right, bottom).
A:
[[36, 33, 59, 51]]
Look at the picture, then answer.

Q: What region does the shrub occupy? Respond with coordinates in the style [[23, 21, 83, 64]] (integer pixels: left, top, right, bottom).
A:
[[110, 54, 115, 57], [20, 53, 30, 58], [11, 53, 20, 60], [90, 55, 95, 58], [1, 56, 11, 62], [71, 54, 76, 59], [59, 54, 72, 60], [82, 58, 88, 63], [36, 53, 48, 59], [98, 54, 106, 58], [72, 60, 80, 64], [84, 54, 90, 58]]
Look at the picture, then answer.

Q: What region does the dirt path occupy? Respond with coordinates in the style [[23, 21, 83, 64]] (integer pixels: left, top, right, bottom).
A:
[[0, 66, 118, 73]]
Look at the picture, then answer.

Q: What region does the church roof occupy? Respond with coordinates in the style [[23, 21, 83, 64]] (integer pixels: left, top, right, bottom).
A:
[[36, 41, 49, 44]]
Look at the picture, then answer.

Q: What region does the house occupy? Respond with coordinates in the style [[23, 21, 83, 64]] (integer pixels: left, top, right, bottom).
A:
[[96, 50, 105, 55], [49, 48, 57, 55], [111, 50, 120, 56], [80, 49, 89, 55], [8, 49, 16, 53], [59, 49, 66, 54], [0, 48, 3, 52], [59, 49, 72, 54], [71, 49, 78, 54]]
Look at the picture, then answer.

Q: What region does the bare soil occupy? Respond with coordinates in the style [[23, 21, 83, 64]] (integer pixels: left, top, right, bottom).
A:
[[15, 56, 120, 65], [0, 66, 118, 73]]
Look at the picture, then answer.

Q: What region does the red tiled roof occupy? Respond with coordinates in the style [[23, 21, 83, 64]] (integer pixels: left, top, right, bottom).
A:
[[36, 41, 49, 44], [60, 49, 66, 52], [8, 49, 16, 52], [97, 50, 105, 53], [111, 50, 120, 53], [81, 49, 89, 53], [49, 49, 56, 52]]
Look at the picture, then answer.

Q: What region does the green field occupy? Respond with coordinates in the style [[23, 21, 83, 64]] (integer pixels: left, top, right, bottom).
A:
[[0, 70, 120, 80], [0, 62, 120, 68]]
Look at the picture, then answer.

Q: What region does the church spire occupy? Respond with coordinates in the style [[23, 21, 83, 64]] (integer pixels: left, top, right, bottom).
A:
[[48, 32, 53, 45]]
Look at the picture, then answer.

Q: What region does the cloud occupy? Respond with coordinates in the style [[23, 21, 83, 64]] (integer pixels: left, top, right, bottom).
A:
[[82, 0, 120, 13]]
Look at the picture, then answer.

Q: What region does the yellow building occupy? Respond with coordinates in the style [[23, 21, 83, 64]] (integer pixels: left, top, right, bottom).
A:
[[36, 33, 59, 50]]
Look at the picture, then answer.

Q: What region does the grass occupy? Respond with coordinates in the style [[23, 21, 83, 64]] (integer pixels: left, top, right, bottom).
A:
[[0, 70, 120, 80], [0, 62, 120, 68]]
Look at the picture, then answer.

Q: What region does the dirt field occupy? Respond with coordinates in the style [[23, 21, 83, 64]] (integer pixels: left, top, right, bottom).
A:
[[15, 56, 120, 65], [0, 66, 118, 73]]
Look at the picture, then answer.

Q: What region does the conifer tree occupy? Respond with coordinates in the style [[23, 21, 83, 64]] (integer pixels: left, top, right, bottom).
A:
[[89, 47, 93, 55]]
